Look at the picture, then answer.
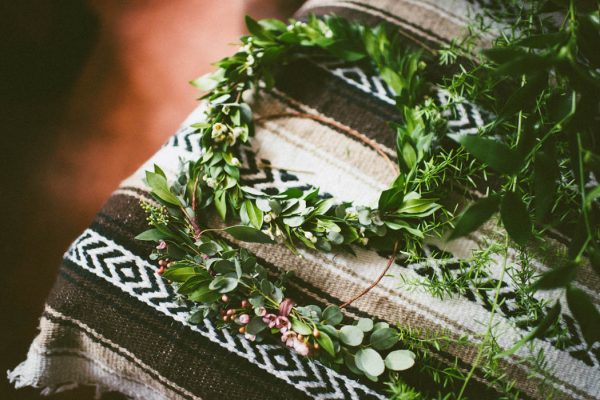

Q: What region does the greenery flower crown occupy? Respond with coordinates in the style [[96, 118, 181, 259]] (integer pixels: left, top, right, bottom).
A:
[[138, 4, 599, 397]]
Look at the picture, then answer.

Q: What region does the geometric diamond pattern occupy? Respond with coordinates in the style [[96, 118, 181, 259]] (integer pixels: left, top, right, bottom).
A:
[[64, 229, 385, 399]]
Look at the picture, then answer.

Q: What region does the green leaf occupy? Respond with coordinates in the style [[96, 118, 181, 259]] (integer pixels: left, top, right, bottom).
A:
[[534, 151, 559, 222], [449, 196, 499, 240], [188, 286, 220, 303], [241, 200, 264, 229], [344, 351, 364, 375], [178, 275, 210, 295], [450, 134, 521, 174], [198, 242, 220, 256], [161, 267, 197, 282], [373, 322, 389, 331], [246, 317, 268, 335], [501, 191, 532, 246], [224, 225, 274, 243], [190, 68, 224, 91], [245, 15, 270, 40], [339, 325, 364, 346], [533, 263, 577, 290], [370, 327, 399, 350], [322, 305, 343, 325], [291, 317, 313, 336], [356, 318, 373, 332], [282, 216, 304, 227], [145, 170, 181, 206], [567, 287, 600, 348], [378, 187, 404, 211], [384, 350, 415, 371], [135, 229, 170, 241], [187, 310, 205, 324], [355, 348, 385, 377], [208, 276, 238, 293], [214, 190, 227, 220], [316, 331, 336, 357], [514, 31, 568, 48]]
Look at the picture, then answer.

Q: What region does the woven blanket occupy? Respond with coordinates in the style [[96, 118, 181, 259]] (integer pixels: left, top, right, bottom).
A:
[[9, 1, 600, 399]]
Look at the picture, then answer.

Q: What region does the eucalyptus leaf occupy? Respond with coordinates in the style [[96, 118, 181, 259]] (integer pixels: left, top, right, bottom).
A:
[[339, 325, 364, 346], [384, 350, 415, 371], [370, 327, 399, 350], [355, 348, 385, 377], [322, 305, 343, 325]]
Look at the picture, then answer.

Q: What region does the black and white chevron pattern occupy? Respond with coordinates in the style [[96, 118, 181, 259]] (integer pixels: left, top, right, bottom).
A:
[[64, 229, 385, 400]]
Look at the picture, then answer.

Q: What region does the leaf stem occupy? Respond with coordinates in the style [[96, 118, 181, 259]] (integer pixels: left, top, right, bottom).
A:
[[340, 241, 399, 308]]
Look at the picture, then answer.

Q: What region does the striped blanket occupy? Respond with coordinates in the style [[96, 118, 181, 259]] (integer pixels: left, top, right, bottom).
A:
[[9, 1, 600, 399]]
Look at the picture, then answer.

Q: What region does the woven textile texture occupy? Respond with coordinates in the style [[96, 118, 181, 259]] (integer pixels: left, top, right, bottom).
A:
[[9, 1, 600, 399]]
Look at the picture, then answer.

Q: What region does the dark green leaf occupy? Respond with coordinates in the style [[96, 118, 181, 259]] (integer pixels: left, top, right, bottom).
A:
[[534, 151, 559, 222], [449, 196, 499, 240], [567, 286, 600, 348], [188, 286, 220, 303], [161, 267, 197, 282], [224, 225, 274, 243], [450, 134, 521, 174], [501, 191, 532, 246], [135, 229, 169, 241], [533, 262, 577, 290], [246, 317, 268, 335]]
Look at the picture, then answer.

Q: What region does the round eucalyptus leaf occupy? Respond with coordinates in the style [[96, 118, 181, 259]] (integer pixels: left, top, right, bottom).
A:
[[356, 318, 373, 332], [384, 350, 416, 371], [339, 325, 364, 346], [373, 322, 390, 331], [355, 348, 385, 377], [322, 305, 343, 325], [370, 327, 398, 350]]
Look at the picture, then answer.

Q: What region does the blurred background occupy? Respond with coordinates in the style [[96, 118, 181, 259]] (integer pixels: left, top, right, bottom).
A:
[[0, 1, 303, 398]]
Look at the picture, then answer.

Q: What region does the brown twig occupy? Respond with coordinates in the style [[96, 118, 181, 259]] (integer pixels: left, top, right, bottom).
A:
[[340, 241, 399, 308], [256, 111, 398, 175]]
